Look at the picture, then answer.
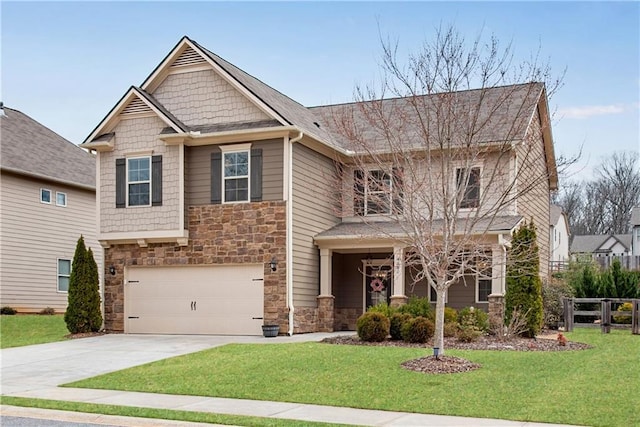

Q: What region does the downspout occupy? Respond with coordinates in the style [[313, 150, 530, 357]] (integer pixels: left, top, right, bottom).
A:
[[287, 131, 304, 335]]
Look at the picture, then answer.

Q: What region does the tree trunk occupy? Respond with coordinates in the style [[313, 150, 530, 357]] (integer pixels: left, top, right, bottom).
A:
[[434, 288, 446, 355]]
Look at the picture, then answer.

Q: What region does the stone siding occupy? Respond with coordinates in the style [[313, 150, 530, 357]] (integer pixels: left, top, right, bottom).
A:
[[334, 308, 360, 331], [103, 201, 287, 332], [153, 69, 269, 126]]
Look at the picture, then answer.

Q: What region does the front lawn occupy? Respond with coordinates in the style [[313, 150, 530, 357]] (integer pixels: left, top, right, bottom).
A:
[[0, 314, 68, 348], [66, 329, 640, 427]]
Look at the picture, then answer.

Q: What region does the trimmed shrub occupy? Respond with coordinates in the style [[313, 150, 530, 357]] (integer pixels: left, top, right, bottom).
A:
[[39, 307, 56, 315], [390, 313, 413, 340], [443, 321, 459, 337], [399, 296, 433, 320], [356, 312, 390, 342], [444, 307, 458, 324], [458, 307, 489, 332], [367, 302, 397, 318], [613, 302, 633, 324], [457, 325, 482, 342], [1, 306, 17, 315], [401, 316, 435, 343]]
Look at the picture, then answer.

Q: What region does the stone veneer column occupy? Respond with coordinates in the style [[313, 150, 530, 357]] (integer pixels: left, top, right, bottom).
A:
[[317, 295, 335, 332], [488, 293, 505, 334]]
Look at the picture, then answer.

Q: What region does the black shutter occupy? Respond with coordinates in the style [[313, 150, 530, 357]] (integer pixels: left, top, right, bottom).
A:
[[115, 158, 126, 208], [151, 155, 163, 206], [250, 148, 263, 202], [354, 169, 364, 215], [392, 167, 403, 214], [210, 151, 222, 204]]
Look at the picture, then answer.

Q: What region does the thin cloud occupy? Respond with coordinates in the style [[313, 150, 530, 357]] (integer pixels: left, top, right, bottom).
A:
[[558, 104, 625, 119]]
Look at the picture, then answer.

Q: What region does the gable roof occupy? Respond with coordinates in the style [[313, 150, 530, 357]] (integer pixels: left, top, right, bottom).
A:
[[570, 234, 632, 254], [1, 106, 95, 189]]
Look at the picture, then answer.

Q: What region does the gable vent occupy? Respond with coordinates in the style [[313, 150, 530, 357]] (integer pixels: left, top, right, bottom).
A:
[[121, 97, 152, 115], [171, 46, 207, 68]]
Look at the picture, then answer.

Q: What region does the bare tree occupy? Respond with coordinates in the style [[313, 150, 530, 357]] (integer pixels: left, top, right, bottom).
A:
[[556, 151, 640, 235], [325, 25, 561, 354]]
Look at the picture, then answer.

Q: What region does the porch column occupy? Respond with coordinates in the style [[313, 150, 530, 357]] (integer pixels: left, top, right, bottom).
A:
[[489, 243, 506, 333], [319, 248, 332, 296], [390, 245, 408, 307], [317, 248, 334, 331]]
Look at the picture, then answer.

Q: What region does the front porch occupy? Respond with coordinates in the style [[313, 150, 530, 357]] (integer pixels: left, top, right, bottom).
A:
[[315, 244, 508, 332]]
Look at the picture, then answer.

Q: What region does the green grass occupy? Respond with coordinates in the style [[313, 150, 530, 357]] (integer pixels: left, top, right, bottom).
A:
[[0, 314, 68, 348], [0, 397, 351, 427], [66, 329, 640, 427]]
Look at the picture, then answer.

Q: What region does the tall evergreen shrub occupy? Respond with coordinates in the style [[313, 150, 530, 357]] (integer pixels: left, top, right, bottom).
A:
[[505, 221, 543, 337], [64, 236, 103, 333]]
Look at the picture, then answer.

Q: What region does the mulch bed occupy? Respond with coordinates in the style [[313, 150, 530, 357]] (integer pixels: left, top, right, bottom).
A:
[[322, 333, 591, 375]]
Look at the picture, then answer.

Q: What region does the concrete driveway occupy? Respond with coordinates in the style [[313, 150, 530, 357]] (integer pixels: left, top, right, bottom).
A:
[[0, 332, 341, 395]]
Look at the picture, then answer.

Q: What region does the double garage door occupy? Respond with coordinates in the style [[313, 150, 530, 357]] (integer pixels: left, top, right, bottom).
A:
[[125, 265, 264, 335]]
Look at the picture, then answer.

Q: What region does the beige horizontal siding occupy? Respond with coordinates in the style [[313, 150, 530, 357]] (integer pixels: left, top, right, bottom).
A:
[[186, 139, 284, 206], [292, 144, 340, 307], [0, 173, 102, 312]]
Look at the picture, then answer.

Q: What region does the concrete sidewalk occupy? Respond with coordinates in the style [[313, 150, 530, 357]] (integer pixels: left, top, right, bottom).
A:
[[1, 334, 581, 427]]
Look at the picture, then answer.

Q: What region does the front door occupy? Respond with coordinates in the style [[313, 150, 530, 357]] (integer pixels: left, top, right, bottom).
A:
[[364, 262, 392, 309]]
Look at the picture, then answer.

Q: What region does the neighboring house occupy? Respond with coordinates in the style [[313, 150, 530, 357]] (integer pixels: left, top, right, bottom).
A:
[[0, 105, 101, 313], [81, 36, 557, 335], [631, 207, 640, 256], [570, 234, 632, 259], [549, 204, 570, 271]]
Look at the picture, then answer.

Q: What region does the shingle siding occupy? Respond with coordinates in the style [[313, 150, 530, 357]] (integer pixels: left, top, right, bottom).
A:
[[100, 116, 180, 233], [152, 69, 270, 126], [292, 144, 340, 307]]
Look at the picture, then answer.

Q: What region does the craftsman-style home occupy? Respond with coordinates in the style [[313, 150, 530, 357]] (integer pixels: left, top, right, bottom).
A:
[[82, 37, 557, 335]]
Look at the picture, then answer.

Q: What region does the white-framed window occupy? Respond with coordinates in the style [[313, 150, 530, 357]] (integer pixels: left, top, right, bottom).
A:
[[56, 192, 67, 207], [127, 156, 151, 206], [477, 278, 492, 303], [365, 169, 392, 215], [223, 150, 250, 203], [40, 188, 52, 204], [456, 166, 481, 209], [57, 259, 71, 292], [476, 251, 493, 303]]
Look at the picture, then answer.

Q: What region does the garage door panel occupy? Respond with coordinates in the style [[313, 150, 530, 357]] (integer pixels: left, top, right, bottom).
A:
[[125, 265, 264, 335]]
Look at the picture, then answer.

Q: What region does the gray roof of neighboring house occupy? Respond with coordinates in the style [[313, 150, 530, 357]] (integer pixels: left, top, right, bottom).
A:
[[1, 106, 95, 189], [309, 83, 544, 152], [550, 205, 563, 226], [315, 215, 523, 240], [630, 206, 640, 226], [570, 234, 632, 254]]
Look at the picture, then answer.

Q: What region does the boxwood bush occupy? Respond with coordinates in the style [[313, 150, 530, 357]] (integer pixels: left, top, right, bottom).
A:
[[458, 307, 489, 332], [400, 316, 435, 343], [390, 313, 413, 340], [356, 312, 390, 342]]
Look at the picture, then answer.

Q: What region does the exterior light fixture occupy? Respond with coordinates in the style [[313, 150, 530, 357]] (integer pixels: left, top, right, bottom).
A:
[[433, 347, 440, 360], [269, 257, 278, 272], [109, 265, 116, 276]]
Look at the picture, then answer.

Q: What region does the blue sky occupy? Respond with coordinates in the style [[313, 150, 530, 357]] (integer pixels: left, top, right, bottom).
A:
[[2, 1, 639, 182]]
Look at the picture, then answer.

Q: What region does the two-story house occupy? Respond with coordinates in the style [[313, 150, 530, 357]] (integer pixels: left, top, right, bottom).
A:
[[0, 105, 101, 313], [549, 204, 570, 271], [82, 37, 557, 335], [631, 206, 640, 256]]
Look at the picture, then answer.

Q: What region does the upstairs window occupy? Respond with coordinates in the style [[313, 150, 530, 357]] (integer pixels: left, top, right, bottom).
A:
[[456, 167, 480, 209], [354, 168, 402, 216], [127, 157, 151, 206], [40, 188, 52, 204], [223, 151, 249, 203], [56, 192, 67, 207]]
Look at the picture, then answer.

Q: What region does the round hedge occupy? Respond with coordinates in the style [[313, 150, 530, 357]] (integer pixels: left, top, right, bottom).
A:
[[356, 312, 390, 342], [401, 316, 435, 343], [390, 313, 413, 340]]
